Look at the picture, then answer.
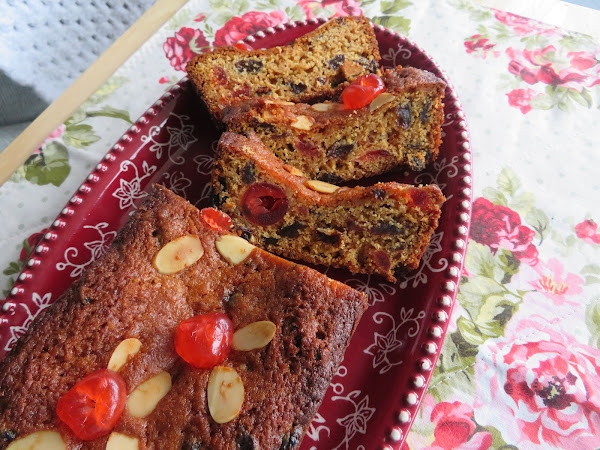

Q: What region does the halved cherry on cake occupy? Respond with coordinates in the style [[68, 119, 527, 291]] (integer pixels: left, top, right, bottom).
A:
[[56, 369, 126, 440], [233, 42, 253, 51], [175, 312, 234, 369], [342, 73, 386, 109], [240, 182, 289, 226], [200, 208, 233, 232]]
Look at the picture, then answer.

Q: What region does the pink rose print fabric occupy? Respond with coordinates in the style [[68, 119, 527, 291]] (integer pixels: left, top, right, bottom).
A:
[[163, 27, 210, 71], [475, 317, 600, 448], [470, 197, 538, 265], [213, 11, 289, 47]]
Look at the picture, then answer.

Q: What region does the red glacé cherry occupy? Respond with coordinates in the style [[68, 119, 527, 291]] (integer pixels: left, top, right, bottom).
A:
[[56, 369, 126, 440], [341, 74, 386, 109], [240, 182, 289, 226], [175, 312, 234, 369], [200, 208, 233, 232], [233, 42, 253, 51]]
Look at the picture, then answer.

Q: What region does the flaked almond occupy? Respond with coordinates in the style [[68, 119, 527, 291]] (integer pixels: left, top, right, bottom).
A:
[[6, 431, 65, 450], [126, 371, 172, 418], [262, 110, 277, 121], [106, 432, 139, 450], [369, 92, 396, 112], [305, 179, 340, 194], [264, 99, 294, 106], [207, 366, 244, 424], [283, 164, 304, 177], [290, 115, 314, 131], [311, 102, 343, 112], [232, 321, 277, 351], [215, 235, 256, 265], [107, 338, 142, 372], [153, 235, 204, 275]]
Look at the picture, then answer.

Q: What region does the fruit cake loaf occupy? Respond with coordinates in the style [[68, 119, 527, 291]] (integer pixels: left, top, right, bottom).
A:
[[222, 66, 447, 182], [213, 132, 445, 282], [186, 16, 381, 120], [0, 185, 367, 449]]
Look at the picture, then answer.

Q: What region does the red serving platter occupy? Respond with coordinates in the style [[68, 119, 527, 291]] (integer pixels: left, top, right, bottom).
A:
[[0, 18, 472, 449]]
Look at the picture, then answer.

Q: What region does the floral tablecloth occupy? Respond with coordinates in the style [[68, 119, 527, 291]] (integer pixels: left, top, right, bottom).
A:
[[1, 0, 599, 448]]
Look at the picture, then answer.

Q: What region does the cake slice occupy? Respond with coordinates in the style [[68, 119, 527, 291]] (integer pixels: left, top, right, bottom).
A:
[[213, 132, 445, 282], [186, 16, 381, 120], [0, 186, 367, 449], [222, 66, 447, 182]]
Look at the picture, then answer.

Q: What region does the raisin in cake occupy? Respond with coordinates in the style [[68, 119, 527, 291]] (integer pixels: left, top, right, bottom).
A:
[[222, 66, 446, 182], [186, 16, 380, 120], [213, 133, 445, 282], [0, 185, 367, 450]]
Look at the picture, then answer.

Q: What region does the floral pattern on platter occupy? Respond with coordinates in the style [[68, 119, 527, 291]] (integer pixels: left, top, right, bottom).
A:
[[456, 3, 600, 114]]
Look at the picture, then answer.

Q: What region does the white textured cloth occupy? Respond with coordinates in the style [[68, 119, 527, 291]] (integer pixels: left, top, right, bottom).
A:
[[0, 0, 156, 149]]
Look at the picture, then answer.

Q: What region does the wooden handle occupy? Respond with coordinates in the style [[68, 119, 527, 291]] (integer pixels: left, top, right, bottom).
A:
[[0, 0, 189, 186]]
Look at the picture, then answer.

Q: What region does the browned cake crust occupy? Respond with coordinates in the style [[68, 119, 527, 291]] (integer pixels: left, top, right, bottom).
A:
[[213, 133, 445, 282], [186, 16, 381, 120], [222, 66, 446, 182], [0, 186, 367, 449]]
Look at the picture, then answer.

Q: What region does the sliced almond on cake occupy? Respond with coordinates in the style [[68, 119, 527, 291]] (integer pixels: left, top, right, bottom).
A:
[[153, 235, 204, 274], [107, 338, 142, 372], [207, 366, 244, 424], [127, 371, 172, 418], [215, 235, 255, 265], [232, 321, 276, 351]]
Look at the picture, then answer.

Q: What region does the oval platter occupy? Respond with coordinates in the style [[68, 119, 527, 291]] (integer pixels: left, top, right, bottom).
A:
[[0, 18, 472, 450]]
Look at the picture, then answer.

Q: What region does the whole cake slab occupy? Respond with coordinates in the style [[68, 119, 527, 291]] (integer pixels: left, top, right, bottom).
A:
[[0, 186, 367, 450]]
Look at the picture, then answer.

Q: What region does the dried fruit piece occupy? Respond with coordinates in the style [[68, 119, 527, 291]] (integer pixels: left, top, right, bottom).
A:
[[294, 139, 319, 156], [397, 102, 412, 128], [175, 312, 234, 368], [241, 162, 256, 184], [316, 229, 342, 246], [107, 338, 142, 372], [207, 366, 245, 424], [355, 149, 392, 161], [305, 180, 340, 194], [216, 235, 257, 265], [6, 431, 65, 450], [200, 208, 233, 232], [341, 74, 386, 109], [328, 54, 345, 70], [232, 321, 277, 351], [326, 141, 355, 159], [234, 59, 263, 73], [283, 164, 304, 177], [106, 432, 139, 450], [369, 92, 395, 112], [152, 235, 204, 275], [240, 183, 289, 226], [126, 371, 172, 418], [290, 115, 314, 131], [56, 369, 126, 440], [289, 82, 307, 94]]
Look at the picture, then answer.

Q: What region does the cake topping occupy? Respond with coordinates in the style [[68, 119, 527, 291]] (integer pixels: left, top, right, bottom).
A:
[[240, 182, 289, 226], [126, 371, 172, 418], [232, 321, 277, 351], [175, 312, 234, 368], [369, 92, 395, 112], [305, 179, 340, 194], [215, 235, 257, 265], [207, 366, 245, 424], [107, 338, 142, 372], [283, 164, 304, 177], [56, 369, 126, 440], [152, 235, 204, 275], [310, 102, 344, 112], [6, 431, 66, 450], [341, 73, 386, 109], [200, 208, 233, 232], [233, 42, 253, 51], [106, 432, 139, 450], [290, 115, 314, 131]]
